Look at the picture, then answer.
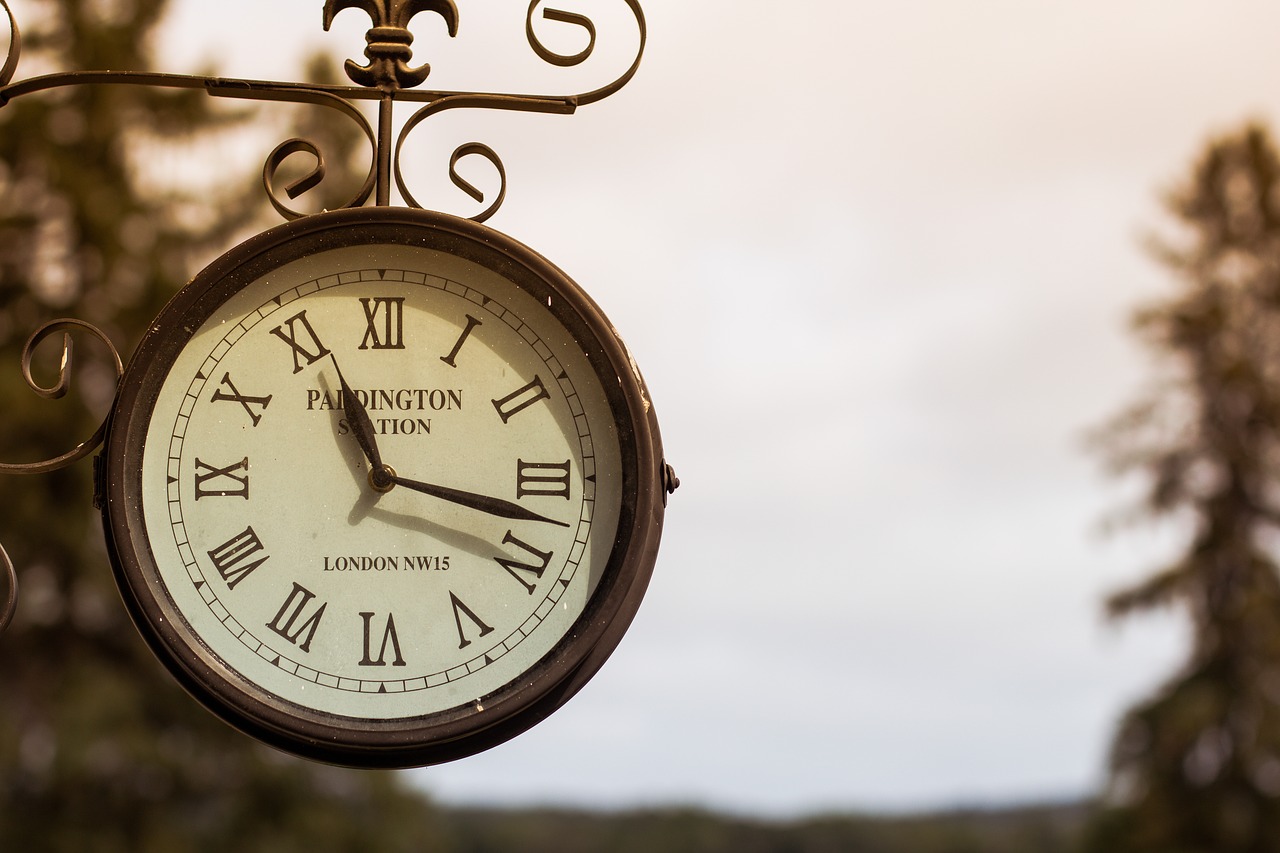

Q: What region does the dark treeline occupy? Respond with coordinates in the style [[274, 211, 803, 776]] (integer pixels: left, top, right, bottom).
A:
[[435, 801, 1089, 853]]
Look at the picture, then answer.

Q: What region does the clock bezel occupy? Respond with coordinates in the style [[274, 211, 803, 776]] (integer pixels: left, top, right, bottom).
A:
[[100, 206, 666, 768]]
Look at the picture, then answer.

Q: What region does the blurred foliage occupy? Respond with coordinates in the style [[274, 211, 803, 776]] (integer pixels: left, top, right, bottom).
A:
[[0, 1, 441, 849], [1085, 124, 1280, 851], [437, 802, 1088, 853]]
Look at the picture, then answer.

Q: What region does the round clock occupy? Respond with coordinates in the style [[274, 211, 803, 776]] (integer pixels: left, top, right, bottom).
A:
[[98, 206, 671, 767]]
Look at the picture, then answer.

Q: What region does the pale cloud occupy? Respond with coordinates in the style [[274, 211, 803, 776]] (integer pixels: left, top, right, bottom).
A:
[[133, 0, 1280, 813]]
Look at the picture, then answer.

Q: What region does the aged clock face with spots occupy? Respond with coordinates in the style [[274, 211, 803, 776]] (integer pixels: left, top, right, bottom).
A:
[[100, 207, 668, 767]]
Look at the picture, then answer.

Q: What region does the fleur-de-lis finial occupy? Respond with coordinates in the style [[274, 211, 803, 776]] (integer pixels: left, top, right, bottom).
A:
[[323, 0, 459, 90]]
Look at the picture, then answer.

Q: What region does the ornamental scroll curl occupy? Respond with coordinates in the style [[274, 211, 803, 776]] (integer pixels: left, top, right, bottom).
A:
[[0, 319, 126, 477], [0, 319, 125, 635], [0, 0, 645, 634]]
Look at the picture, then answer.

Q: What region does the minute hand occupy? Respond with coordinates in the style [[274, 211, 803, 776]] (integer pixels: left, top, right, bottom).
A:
[[330, 357, 383, 470], [389, 474, 570, 527]]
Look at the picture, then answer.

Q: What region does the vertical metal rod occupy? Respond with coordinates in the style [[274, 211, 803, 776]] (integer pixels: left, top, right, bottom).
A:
[[376, 93, 394, 206]]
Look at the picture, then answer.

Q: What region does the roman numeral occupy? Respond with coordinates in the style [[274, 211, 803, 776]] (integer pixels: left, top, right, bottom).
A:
[[210, 372, 273, 427], [194, 457, 249, 500], [358, 296, 405, 350], [516, 459, 571, 500], [206, 525, 269, 590], [491, 375, 549, 423], [269, 309, 331, 374], [359, 611, 406, 666], [266, 582, 327, 653], [494, 530, 553, 595], [440, 314, 482, 368], [449, 592, 494, 650]]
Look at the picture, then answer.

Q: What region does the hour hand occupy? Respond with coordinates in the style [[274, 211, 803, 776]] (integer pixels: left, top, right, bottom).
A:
[[330, 356, 394, 492], [388, 473, 570, 527]]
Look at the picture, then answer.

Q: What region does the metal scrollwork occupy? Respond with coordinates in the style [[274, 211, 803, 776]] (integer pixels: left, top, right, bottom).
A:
[[0, 319, 125, 476], [394, 93, 512, 220], [532, 0, 647, 107], [324, 0, 460, 91], [0, 0, 646, 219], [253, 89, 380, 220], [0, 542, 15, 636], [0, 0, 646, 635], [0, 319, 124, 637], [0, 0, 18, 90], [527, 2, 597, 68], [447, 142, 506, 223]]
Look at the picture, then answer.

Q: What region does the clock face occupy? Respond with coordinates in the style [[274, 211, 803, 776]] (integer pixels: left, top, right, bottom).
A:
[[101, 208, 664, 766]]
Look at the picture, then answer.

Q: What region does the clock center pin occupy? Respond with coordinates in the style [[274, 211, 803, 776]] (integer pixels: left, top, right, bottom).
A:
[[371, 464, 396, 494]]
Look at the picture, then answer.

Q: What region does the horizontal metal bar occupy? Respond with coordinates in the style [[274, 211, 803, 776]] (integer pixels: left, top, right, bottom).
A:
[[0, 68, 579, 113]]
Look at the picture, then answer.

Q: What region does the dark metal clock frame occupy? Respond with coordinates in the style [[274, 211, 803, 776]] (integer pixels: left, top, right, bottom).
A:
[[102, 207, 667, 766]]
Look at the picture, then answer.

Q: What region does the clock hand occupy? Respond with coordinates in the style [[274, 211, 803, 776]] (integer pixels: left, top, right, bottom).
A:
[[330, 355, 394, 492], [388, 473, 570, 527], [328, 356, 565, 525]]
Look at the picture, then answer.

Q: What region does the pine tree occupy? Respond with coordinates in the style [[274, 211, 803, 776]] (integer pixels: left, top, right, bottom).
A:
[[0, 2, 445, 848], [1086, 124, 1280, 852]]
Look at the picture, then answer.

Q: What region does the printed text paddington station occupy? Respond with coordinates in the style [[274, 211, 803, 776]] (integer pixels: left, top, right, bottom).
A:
[[307, 388, 463, 437]]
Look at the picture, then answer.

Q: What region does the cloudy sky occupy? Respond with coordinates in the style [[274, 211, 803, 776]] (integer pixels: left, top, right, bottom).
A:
[[109, 0, 1280, 815]]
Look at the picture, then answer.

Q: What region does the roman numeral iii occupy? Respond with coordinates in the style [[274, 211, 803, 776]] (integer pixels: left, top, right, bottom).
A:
[[516, 459, 571, 500]]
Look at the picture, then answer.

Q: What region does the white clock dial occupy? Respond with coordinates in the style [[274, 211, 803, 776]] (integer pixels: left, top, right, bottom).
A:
[[140, 245, 622, 720], [102, 209, 667, 766]]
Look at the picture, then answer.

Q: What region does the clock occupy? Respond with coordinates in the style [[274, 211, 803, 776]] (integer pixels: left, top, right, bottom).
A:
[[97, 206, 671, 767]]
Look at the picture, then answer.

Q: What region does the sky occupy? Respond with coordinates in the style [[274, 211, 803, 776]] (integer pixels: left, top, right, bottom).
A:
[[41, 0, 1280, 816]]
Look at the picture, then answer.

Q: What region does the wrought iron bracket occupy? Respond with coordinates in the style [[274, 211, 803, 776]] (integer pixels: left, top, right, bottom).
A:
[[0, 0, 646, 635], [0, 0, 645, 220]]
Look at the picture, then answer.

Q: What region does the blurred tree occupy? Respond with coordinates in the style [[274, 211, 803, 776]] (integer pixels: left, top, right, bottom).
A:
[[1085, 124, 1280, 852], [0, 1, 443, 849]]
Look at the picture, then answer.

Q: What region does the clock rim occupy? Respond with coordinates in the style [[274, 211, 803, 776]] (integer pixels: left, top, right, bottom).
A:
[[100, 206, 666, 767]]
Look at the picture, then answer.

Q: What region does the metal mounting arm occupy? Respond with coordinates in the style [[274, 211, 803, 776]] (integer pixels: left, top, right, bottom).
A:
[[0, 0, 646, 220]]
